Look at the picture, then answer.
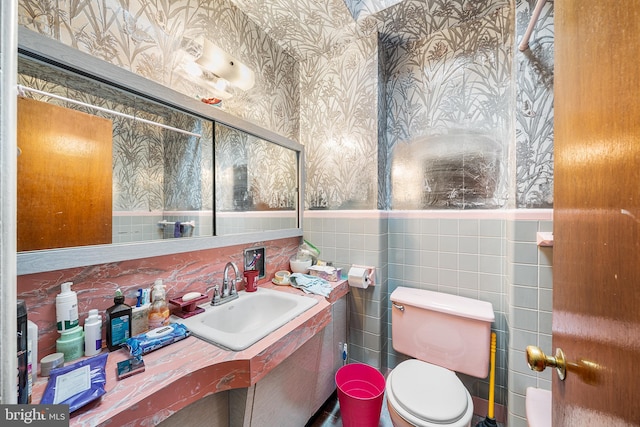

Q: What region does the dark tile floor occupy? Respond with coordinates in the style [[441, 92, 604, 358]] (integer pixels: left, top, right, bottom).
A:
[[306, 391, 392, 427], [306, 392, 503, 427]]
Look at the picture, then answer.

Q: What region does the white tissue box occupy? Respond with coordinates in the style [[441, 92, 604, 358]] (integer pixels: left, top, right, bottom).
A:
[[308, 265, 342, 282]]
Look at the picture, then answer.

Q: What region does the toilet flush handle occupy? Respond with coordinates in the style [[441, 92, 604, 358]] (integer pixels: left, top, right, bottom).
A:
[[392, 303, 404, 312], [526, 346, 566, 380]]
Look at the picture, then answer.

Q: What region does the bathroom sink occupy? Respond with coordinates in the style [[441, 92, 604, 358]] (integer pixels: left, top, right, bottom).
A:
[[173, 287, 318, 351]]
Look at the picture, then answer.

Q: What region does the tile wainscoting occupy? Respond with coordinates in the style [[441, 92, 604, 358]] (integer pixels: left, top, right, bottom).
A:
[[304, 209, 553, 426]]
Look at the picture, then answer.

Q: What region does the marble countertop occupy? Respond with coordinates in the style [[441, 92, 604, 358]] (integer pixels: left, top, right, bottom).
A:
[[32, 280, 349, 427]]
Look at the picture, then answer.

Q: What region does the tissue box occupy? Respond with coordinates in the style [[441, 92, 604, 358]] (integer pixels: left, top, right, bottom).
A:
[[308, 265, 342, 282]]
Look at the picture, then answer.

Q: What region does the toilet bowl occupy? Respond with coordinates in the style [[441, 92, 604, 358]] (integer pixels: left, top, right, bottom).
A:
[[385, 360, 473, 427], [525, 387, 551, 427]]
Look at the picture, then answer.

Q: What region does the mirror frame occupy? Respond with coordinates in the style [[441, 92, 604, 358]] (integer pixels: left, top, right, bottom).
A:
[[17, 28, 305, 276]]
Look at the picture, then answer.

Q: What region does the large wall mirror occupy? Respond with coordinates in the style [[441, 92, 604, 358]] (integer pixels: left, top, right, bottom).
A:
[[17, 29, 303, 275], [215, 123, 298, 235]]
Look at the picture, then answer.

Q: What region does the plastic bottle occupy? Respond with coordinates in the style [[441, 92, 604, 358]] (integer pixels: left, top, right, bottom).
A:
[[56, 325, 84, 362], [105, 289, 132, 351], [148, 279, 170, 330], [56, 281, 79, 332], [84, 309, 103, 356], [27, 320, 38, 401], [17, 300, 28, 404]]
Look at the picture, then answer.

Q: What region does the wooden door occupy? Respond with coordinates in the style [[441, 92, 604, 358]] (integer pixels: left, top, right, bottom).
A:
[[554, 1, 640, 425], [17, 97, 113, 251]]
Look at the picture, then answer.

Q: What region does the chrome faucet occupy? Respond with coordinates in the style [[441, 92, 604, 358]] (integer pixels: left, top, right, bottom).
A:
[[223, 261, 240, 296], [212, 261, 240, 306]]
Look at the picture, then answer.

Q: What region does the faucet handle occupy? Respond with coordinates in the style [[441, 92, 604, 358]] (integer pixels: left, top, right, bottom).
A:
[[212, 285, 221, 305], [230, 279, 237, 296], [221, 279, 230, 297]]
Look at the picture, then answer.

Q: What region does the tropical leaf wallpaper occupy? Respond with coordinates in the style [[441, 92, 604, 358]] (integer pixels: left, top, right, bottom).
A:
[[515, 0, 554, 208], [18, 0, 555, 210], [233, 0, 553, 209], [229, 0, 380, 61], [301, 33, 380, 209], [376, 0, 509, 45], [383, 2, 513, 209]]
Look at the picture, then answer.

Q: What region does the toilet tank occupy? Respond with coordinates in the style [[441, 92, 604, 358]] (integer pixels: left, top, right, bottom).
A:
[[390, 287, 495, 378]]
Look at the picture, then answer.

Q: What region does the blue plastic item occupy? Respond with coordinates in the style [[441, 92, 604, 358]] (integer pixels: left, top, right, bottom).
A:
[[40, 352, 108, 412], [126, 323, 190, 360]]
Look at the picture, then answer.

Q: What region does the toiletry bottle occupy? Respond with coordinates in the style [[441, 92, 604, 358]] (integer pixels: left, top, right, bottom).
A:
[[27, 320, 38, 401], [27, 334, 32, 403], [17, 300, 28, 404], [56, 281, 79, 332], [56, 325, 84, 362], [106, 289, 132, 351], [148, 279, 170, 330], [84, 309, 103, 356]]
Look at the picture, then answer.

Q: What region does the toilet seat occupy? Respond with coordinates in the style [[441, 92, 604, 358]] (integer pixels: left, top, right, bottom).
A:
[[386, 359, 473, 427]]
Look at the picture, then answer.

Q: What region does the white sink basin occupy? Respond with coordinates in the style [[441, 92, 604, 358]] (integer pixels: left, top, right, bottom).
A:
[[173, 287, 318, 351]]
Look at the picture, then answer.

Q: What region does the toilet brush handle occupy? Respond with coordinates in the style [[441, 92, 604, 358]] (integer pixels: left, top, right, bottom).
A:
[[488, 332, 496, 419]]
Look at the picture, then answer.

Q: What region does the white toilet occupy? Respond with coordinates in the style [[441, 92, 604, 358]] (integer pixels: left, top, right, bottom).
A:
[[386, 287, 495, 427]]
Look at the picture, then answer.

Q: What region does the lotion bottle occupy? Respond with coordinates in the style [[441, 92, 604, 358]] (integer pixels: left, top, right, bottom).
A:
[[84, 309, 103, 356], [56, 281, 79, 332], [56, 325, 84, 362], [148, 279, 170, 330], [106, 289, 132, 351]]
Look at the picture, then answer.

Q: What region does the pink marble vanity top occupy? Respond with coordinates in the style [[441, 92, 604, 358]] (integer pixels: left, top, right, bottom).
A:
[[31, 280, 349, 427]]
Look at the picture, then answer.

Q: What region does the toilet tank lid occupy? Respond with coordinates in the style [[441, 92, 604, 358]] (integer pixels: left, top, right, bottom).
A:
[[391, 287, 495, 322]]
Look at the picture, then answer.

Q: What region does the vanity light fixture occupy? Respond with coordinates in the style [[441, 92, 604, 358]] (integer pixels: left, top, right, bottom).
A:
[[194, 39, 255, 92]]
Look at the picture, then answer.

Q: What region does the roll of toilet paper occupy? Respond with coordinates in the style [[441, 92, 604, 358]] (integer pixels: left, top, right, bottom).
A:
[[348, 266, 369, 289]]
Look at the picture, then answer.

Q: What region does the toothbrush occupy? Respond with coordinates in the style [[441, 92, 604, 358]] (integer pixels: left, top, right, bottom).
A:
[[342, 343, 348, 365], [248, 252, 262, 269]]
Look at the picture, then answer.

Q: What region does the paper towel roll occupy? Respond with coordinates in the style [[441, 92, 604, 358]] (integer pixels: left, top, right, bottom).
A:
[[348, 266, 369, 289]]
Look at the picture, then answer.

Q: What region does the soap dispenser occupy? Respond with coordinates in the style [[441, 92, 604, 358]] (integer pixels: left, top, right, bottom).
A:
[[148, 279, 170, 330], [106, 289, 132, 351], [55, 281, 79, 332]]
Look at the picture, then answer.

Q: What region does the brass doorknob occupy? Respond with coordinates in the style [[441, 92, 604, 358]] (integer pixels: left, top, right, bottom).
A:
[[526, 346, 566, 380]]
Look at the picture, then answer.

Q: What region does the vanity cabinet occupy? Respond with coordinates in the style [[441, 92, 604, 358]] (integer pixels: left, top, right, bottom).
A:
[[159, 295, 347, 427], [158, 392, 230, 426], [311, 295, 347, 412], [233, 295, 347, 426]]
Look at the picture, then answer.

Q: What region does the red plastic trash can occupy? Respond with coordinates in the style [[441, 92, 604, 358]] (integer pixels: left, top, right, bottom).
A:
[[335, 363, 386, 427]]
